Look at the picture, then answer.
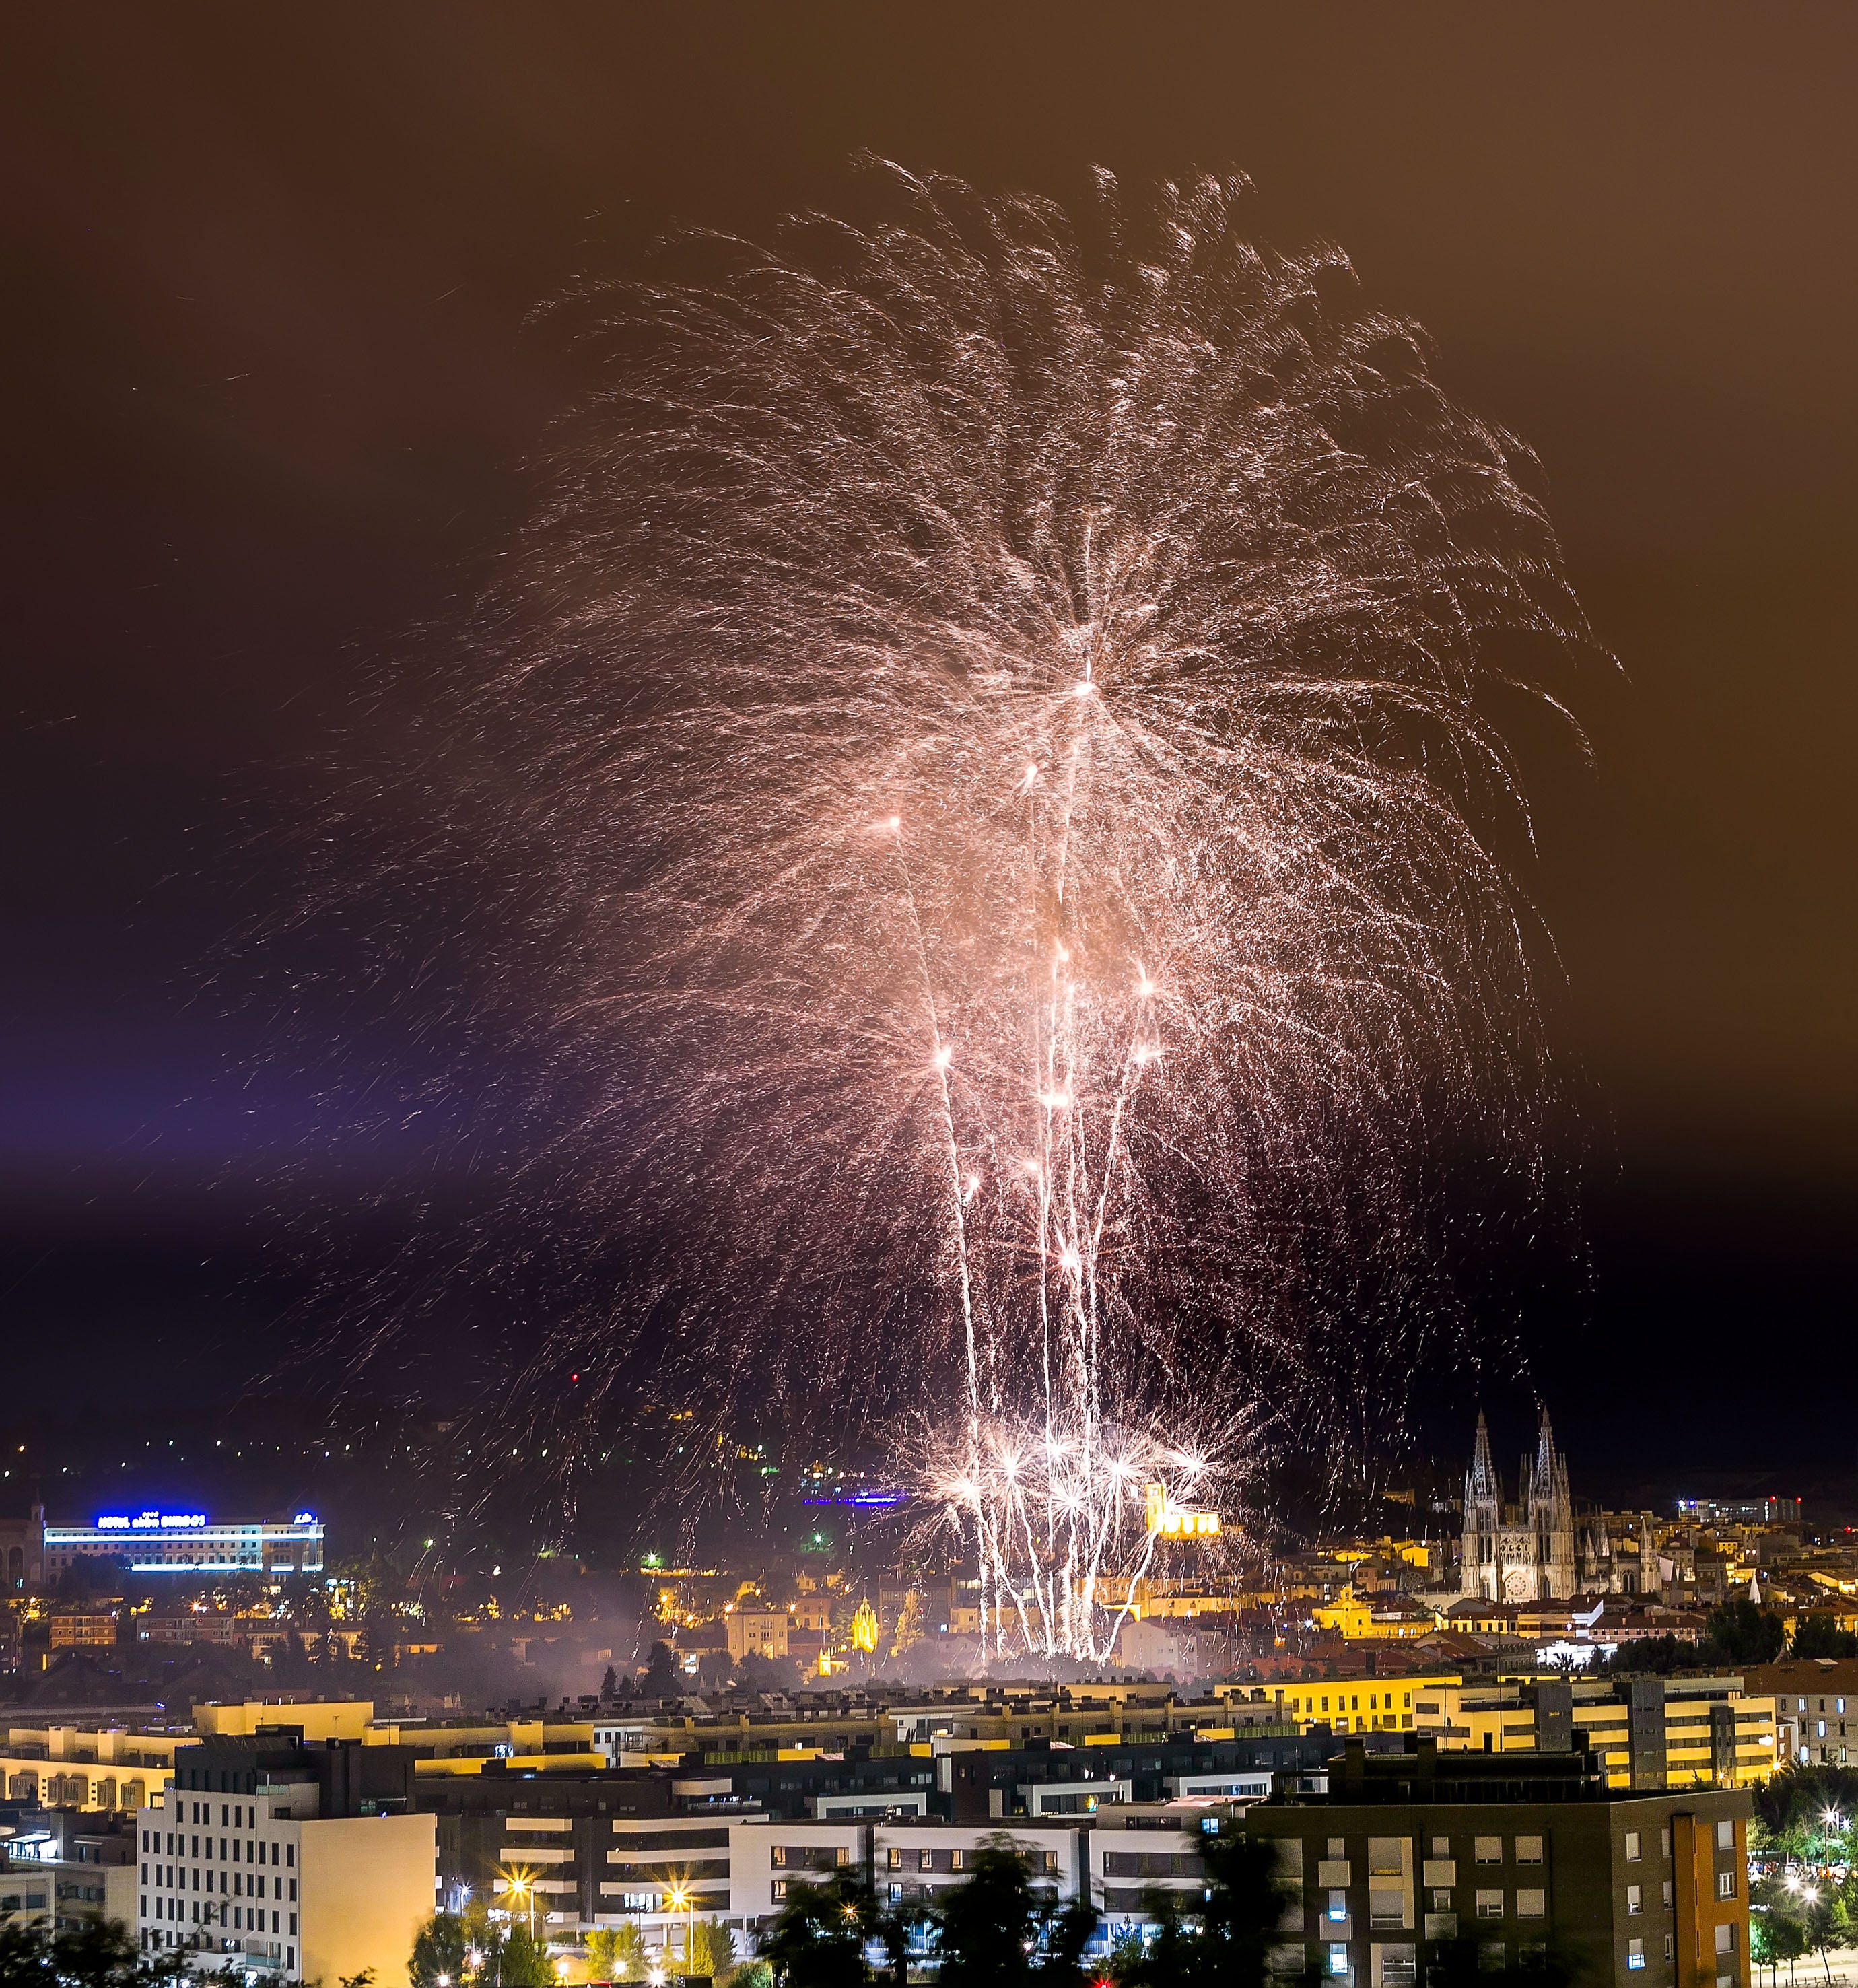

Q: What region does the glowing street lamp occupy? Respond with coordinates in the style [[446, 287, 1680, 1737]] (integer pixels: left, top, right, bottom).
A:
[[662, 1881, 697, 1975]]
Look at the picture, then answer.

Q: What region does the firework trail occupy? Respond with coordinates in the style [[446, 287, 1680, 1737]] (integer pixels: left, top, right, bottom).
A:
[[296, 164, 1592, 1657]]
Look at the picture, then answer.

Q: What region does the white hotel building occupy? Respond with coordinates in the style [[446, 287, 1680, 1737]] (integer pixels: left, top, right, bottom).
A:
[[46, 1511, 324, 1578]]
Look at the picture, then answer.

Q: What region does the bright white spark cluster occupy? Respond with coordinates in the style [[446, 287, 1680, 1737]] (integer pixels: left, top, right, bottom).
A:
[[355, 164, 1590, 1655]]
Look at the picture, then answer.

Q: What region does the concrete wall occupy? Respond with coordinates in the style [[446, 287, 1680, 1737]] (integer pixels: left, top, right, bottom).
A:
[[299, 1814, 436, 1987]]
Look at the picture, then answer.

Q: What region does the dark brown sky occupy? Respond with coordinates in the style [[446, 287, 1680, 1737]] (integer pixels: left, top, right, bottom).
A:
[[2, 5, 1852, 1490]]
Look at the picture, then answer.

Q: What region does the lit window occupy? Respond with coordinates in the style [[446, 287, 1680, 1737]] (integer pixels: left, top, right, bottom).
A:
[[1329, 1890, 1348, 1923], [1477, 1890, 1504, 1920], [1627, 1939, 1645, 1972], [1329, 1946, 1349, 1976], [1624, 1832, 1641, 1863], [1717, 1872, 1736, 1900], [1516, 1890, 1546, 1920], [1515, 1836, 1543, 1866], [1715, 1821, 1735, 1852]]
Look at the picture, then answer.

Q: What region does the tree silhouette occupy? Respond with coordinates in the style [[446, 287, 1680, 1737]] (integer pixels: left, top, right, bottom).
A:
[[757, 1876, 869, 1988], [934, 1845, 1043, 1988], [642, 1641, 680, 1696]]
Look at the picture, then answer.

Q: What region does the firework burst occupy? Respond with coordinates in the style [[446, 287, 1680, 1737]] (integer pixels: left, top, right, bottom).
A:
[[290, 163, 1593, 1649]]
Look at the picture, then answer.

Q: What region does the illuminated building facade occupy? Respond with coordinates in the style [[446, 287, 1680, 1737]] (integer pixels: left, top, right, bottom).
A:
[[1459, 1412, 1577, 1603], [45, 1511, 324, 1577]]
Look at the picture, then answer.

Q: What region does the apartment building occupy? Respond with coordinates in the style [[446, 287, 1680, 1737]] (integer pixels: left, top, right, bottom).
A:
[[0, 1721, 188, 1812], [136, 1736, 434, 1982], [724, 1610, 790, 1663], [1092, 1796, 1255, 1924], [436, 1779, 1082, 1962], [1409, 1677, 1776, 1789], [867, 1816, 1081, 1914], [48, 1605, 121, 1651], [0, 1808, 137, 1935], [1276, 1675, 1457, 1736], [698, 1816, 1080, 1962], [1244, 1739, 1752, 1988], [1739, 1659, 1858, 1766]]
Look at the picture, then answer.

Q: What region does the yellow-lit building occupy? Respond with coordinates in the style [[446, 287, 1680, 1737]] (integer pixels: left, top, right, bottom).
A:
[[0, 1724, 193, 1812], [194, 1701, 375, 1742], [725, 1608, 790, 1662], [1409, 1675, 1776, 1789], [1309, 1587, 1440, 1640], [1276, 1674, 1459, 1734], [48, 1606, 120, 1650], [788, 1594, 833, 1632]]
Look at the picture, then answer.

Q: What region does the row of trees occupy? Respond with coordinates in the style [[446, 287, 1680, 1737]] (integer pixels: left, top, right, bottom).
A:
[[0, 1919, 377, 1988], [1751, 1764, 1858, 1976], [1602, 1598, 1858, 1679], [409, 1911, 559, 1987]]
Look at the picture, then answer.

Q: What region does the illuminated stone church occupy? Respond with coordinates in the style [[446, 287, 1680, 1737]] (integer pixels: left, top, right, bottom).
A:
[[1459, 1408, 1578, 1602]]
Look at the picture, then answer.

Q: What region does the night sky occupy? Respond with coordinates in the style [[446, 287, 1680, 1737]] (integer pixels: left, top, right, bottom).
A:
[[3, 7, 1853, 1520]]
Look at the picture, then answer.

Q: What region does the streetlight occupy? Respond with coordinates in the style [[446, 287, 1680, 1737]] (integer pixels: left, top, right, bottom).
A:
[[508, 1873, 537, 1941], [664, 1884, 693, 1975]]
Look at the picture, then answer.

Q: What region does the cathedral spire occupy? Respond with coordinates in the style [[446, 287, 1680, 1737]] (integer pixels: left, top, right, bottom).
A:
[[1469, 1410, 1497, 1499], [1535, 1406, 1557, 1492]]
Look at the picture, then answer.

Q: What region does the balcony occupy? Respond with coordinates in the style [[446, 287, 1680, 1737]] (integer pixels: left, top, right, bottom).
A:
[[1318, 1860, 1353, 1887], [1375, 1945, 1418, 1988]]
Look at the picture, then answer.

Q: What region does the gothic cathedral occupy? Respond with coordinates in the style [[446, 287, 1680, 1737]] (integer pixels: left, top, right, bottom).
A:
[[1459, 1408, 1578, 1602]]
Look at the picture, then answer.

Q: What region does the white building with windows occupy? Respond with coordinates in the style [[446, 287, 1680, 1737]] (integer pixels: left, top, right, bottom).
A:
[[576, 1814, 1085, 1966], [135, 1780, 432, 1979], [48, 1511, 324, 1577]]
